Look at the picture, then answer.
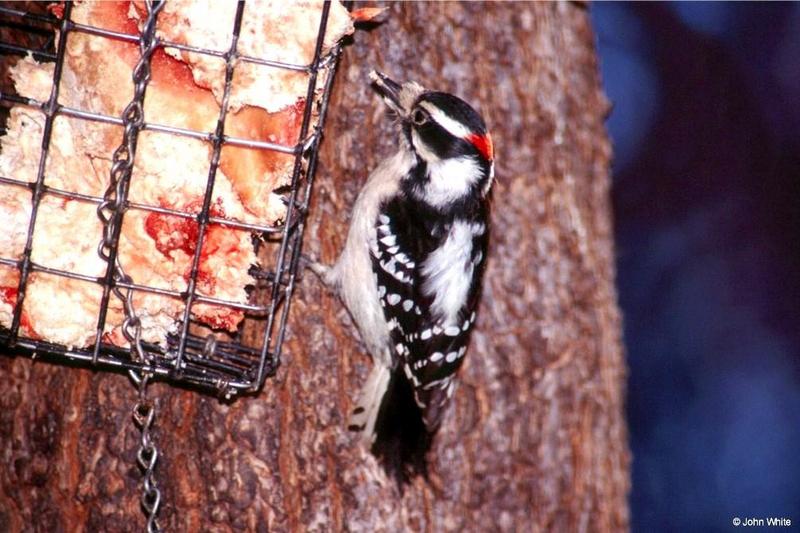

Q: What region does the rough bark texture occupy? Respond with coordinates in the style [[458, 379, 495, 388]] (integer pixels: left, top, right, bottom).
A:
[[0, 2, 629, 531]]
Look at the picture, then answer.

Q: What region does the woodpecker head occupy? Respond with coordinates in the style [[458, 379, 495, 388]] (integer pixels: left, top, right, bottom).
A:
[[370, 70, 495, 209]]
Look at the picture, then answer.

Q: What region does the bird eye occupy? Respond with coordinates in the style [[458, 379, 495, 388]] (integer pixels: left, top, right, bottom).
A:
[[411, 109, 428, 126]]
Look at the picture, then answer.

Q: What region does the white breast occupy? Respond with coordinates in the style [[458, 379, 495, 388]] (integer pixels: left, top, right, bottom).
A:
[[420, 220, 477, 326]]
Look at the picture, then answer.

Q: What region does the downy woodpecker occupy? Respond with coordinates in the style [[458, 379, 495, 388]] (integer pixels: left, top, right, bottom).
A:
[[311, 70, 494, 476]]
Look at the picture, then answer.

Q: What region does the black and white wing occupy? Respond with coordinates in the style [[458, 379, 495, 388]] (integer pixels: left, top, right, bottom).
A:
[[371, 198, 488, 432], [404, 217, 487, 430], [370, 201, 420, 366]]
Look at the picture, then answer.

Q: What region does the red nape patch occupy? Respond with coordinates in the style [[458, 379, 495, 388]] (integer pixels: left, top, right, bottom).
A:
[[467, 133, 494, 161]]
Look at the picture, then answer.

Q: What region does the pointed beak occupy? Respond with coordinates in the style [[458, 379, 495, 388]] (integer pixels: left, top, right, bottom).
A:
[[369, 70, 404, 114]]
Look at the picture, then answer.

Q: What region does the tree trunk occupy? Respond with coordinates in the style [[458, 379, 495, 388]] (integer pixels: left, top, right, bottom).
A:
[[0, 2, 629, 531]]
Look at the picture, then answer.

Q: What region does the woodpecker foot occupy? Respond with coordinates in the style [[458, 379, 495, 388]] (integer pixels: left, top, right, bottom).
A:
[[300, 253, 335, 287]]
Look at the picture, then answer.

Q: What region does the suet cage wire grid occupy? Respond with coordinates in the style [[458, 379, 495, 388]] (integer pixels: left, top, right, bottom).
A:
[[0, 1, 342, 399]]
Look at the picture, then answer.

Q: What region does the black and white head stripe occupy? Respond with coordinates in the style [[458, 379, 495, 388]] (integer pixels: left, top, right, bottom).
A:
[[404, 90, 494, 208], [415, 92, 493, 162], [418, 92, 488, 137]]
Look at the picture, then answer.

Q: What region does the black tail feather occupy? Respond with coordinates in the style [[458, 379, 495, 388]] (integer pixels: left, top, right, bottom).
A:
[[370, 371, 433, 488]]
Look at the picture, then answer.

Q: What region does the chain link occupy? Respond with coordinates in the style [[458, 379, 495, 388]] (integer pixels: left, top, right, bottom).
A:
[[96, 0, 164, 365], [132, 374, 162, 533], [93, 1, 165, 530]]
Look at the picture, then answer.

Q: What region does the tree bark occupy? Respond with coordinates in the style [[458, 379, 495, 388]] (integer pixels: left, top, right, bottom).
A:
[[0, 2, 629, 531]]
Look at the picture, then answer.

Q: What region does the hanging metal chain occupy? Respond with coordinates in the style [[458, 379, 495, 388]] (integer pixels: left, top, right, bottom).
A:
[[93, 2, 166, 531], [96, 0, 164, 362], [131, 373, 162, 533]]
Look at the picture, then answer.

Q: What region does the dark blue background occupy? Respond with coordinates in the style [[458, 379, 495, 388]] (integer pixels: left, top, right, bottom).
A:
[[592, 3, 800, 531]]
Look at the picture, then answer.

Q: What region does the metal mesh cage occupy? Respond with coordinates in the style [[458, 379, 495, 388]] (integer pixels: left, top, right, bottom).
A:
[[0, 1, 342, 398]]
